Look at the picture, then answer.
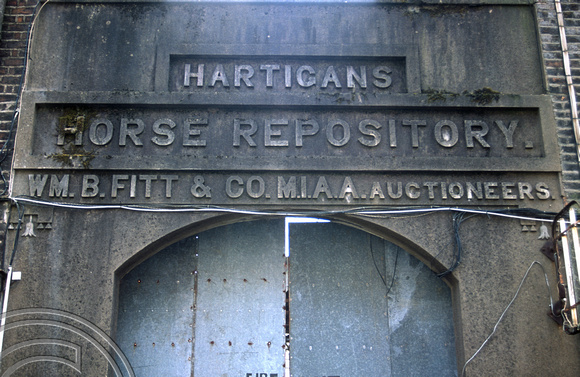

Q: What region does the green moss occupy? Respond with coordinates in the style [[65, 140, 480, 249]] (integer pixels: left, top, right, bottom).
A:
[[49, 145, 96, 169], [404, 5, 471, 18], [423, 88, 459, 103], [53, 107, 98, 168], [464, 87, 501, 105]]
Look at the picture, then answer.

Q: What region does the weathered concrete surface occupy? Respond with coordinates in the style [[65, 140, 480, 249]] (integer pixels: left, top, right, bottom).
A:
[[3, 1, 579, 376], [27, 3, 542, 94], [4, 209, 580, 375]]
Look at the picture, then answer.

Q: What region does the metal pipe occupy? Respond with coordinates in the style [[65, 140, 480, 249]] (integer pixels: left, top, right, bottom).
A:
[[559, 218, 576, 306], [555, 0, 580, 163], [0, 266, 13, 361]]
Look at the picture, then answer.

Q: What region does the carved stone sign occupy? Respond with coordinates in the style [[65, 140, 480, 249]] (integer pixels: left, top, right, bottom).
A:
[[12, 26, 559, 208], [12, 88, 560, 207]]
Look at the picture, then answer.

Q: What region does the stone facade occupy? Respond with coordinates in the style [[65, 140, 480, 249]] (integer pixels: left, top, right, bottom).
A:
[[1, 1, 580, 376]]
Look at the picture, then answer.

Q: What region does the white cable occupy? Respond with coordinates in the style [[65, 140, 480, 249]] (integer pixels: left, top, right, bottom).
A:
[[10, 196, 555, 223], [461, 261, 553, 377], [23, 0, 51, 92]]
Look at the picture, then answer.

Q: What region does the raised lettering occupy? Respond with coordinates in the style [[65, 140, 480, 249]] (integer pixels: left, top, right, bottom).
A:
[[465, 120, 490, 148], [160, 175, 178, 198], [183, 118, 208, 147], [387, 182, 403, 199], [372, 66, 392, 88], [358, 120, 382, 147], [233, 119, 258, 147], [296, 66, 316, 88], [338, 177, 359, 199], [326, 120, 350, 147], [313, 176, 333, 199], [388, 119, 397, 147], [49, 175, 70, 198], [466, 182, 483, 200], [119, 119, 144, 147], [424, 182, 438, 199], [434, 120, 459, 148], [29, 174, 48, 196], [139, 175, 157, 198], [184, 64, 204, 87], [347, 66, 367, 88], [82, 175, 99, 198], [246, 176, 265, 198], [89, 119, 114, 146], [111, 175, 129, 198], [402, 120, 427, 148], [448, 182, 464, 199], [369, 182, 385, 199], [495, 120, 518, 149], [295, 120, 320, 147], [209, 64, 230, 87], [502, 182, 517, 200], [226, 176, 244, 198], [321, 66, 342, 88], [260, 64, 280, 87], [405, 182, 420, 199], [536, 182, 551, 199], [151, 118, 176, 146], [265, 119, 289, 147], [278, 176, 297, 199], [235, 65, 255, 88], [484, 182, 499, 199], [518, 182, 534, 200]]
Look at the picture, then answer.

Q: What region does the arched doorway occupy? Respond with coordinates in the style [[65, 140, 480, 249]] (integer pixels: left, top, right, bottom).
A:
[[116, 219, 457, 376]]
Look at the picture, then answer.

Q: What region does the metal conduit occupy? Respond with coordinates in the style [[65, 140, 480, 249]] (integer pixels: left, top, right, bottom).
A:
[[555, 0, 580, 163]]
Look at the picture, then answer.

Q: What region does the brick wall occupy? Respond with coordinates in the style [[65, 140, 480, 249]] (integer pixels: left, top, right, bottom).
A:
[[536, 0, 580, 201], [0, 0, 35, 197]]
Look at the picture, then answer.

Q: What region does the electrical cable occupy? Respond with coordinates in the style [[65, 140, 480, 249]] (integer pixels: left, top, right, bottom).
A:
[[8, 200, 24, 267], [438, 213, 478, 278], [369, 236, 387, 286], [385, 246, 399, 297], [9, 196, 558, 223], [461, 261, 556, 377]]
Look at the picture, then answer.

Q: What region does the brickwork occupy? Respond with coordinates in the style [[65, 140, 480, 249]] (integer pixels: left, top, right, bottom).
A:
[[0, 0, 36, 196], [536, 0, 580, 201]]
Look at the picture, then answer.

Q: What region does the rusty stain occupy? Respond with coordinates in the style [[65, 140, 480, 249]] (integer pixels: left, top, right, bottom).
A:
[[243, 279, 248, 283], [267, 341, 272, 349], [248, 342, 254, 346], [133, 342, 137, 347], [207, 278, 212, 283], [171, 342, 175, 347], [223, 278, 227, 283], [188, 338, 192, 343], [210, 341, 215, 346], [262, 278, 268, 282], [228, 341, 232, 346], [152, 342, 155, 347]]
